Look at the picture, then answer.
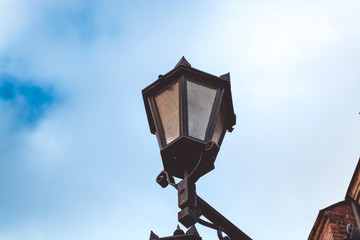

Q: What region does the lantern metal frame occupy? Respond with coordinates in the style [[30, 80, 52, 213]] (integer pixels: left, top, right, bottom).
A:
[[142, 57, 236, 180]]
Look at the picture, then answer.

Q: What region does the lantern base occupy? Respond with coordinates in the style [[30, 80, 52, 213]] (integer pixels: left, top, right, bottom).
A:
[[160, 137, 216, 179]]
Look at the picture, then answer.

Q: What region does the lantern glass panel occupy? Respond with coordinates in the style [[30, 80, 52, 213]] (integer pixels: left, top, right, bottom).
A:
[[212, 99, 226, 144], [187, 80, 217, 140], [155, 81, 180, 145]]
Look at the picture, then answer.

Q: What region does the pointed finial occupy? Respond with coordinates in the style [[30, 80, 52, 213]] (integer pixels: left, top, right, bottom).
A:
[[186, 225, 200, 236], [174, 56, 191, 68], [173, 225, 185, 236], [219, 73, 230, 81], [149, 231, 160, 240]]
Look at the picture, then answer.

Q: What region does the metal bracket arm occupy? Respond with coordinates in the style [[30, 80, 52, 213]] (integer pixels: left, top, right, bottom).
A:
[[155, 142, 251, 240], [197, 196, 252, 240]]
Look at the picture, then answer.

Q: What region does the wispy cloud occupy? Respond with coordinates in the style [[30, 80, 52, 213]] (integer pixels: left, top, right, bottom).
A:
[[0, 1, 359, 240], [0, 74, 56, 129]]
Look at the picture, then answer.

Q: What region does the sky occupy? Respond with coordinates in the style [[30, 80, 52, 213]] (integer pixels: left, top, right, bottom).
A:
[[0, 1, 359, 239]]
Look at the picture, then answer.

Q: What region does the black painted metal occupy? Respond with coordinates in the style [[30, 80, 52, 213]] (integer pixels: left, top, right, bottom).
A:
[[145, 57, 250, 240]]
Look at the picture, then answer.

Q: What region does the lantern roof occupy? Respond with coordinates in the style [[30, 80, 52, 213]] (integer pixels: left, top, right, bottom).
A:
[[175, 56, 191, 68], [219, 72, 230, 81]]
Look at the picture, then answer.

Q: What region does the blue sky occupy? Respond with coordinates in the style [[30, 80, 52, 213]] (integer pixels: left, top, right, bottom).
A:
[[0, 1, 359, 239]]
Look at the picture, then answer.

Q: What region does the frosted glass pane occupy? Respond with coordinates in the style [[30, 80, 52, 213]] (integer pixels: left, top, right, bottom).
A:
[[212, 100, 226, 144], [155, 81, 180, 145], [187, 80, 217, 140]]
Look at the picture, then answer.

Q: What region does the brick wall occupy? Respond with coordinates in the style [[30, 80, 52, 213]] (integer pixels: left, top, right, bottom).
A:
[[308, 201, 356, 240], [346, 159, 360, 204]]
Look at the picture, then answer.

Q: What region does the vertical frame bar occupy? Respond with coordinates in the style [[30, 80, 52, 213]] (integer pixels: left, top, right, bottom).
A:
[[181, 75, 189, 137], [148, 96, 166, 149]]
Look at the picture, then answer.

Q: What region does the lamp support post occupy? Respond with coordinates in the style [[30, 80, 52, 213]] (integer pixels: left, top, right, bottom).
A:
[[156, 143, 252, 240], [157, 174, 251, 240]]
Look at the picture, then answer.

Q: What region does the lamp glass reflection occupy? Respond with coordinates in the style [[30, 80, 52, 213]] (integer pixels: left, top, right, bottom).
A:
[[187, 80, 217, 140]]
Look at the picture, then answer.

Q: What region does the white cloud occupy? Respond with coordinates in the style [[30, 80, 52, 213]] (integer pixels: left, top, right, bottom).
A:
[[245, 6, 334, 70], [1, 1, 360, 240]]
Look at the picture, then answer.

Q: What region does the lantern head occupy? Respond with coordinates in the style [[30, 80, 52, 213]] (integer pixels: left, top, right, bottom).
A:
[[142, 57, 236, 179]]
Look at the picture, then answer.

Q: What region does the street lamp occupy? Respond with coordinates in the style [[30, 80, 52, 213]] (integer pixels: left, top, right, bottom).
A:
[[143, 57, 251, 240]]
